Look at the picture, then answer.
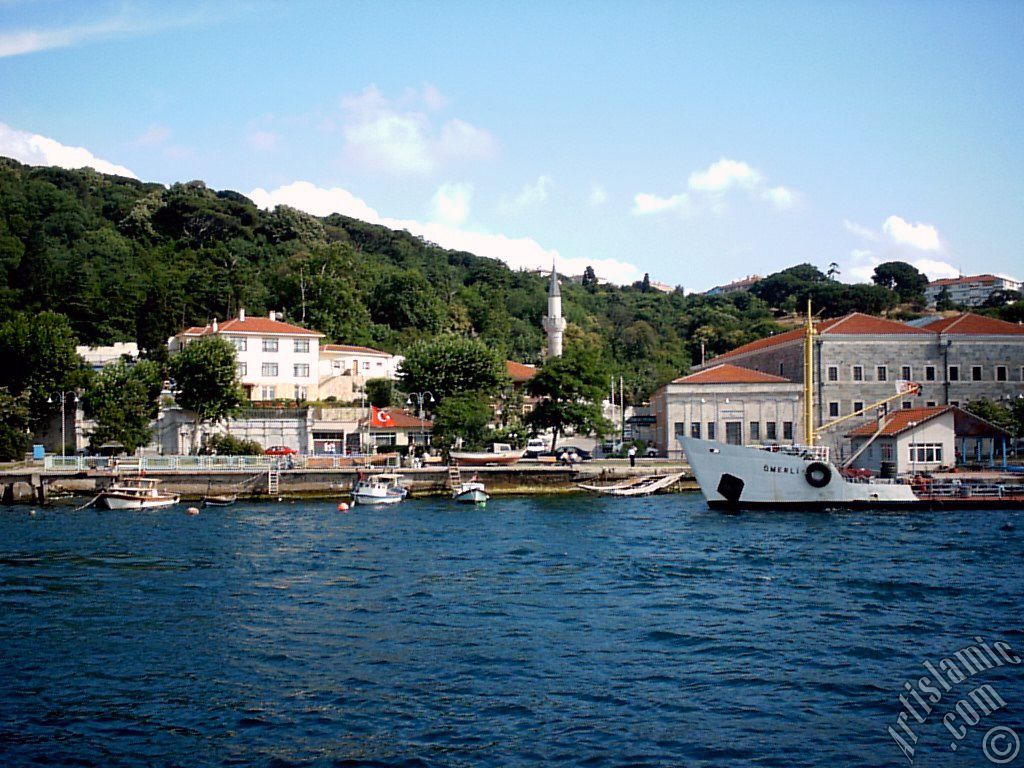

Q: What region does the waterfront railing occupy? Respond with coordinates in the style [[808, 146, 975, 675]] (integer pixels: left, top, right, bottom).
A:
[[43, 454, 400, 471]]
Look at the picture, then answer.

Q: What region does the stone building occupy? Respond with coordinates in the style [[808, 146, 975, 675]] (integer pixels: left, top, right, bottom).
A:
[[696, 312, 1024, 440], [650, 364, 804, 459]]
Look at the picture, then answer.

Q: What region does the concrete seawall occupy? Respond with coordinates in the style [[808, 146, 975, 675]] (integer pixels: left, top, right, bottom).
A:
[[2, 462, 695, 503]]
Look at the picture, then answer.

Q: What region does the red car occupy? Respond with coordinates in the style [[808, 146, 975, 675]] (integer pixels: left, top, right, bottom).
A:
[[264, 445, 298, 456]]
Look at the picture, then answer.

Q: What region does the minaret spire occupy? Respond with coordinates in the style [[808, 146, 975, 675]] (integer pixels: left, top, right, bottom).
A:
[[542, 261, 567, 358]]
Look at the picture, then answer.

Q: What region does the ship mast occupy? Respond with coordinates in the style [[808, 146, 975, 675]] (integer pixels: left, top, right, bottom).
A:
[[803, 300, 815, 446]]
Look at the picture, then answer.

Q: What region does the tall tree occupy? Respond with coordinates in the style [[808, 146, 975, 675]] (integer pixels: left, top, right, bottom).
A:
[[398, 335, 507, 404], [0, 311, 88, 429], [431, 393, 495, 450], [935, 286, 955, 311], [0, 387, 31, 461], [168, 336, 244, 452], [81, 359, 163, 453], [871, 261, 928, 304], [526, 345, 613, 450]]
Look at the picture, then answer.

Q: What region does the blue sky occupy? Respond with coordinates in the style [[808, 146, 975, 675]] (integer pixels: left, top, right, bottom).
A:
[[1, 0, 1022, 289]]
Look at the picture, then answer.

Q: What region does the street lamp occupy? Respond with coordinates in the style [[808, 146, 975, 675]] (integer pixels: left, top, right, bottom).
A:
[[47, 391, 79, 458], [406, 391, 435, 451]]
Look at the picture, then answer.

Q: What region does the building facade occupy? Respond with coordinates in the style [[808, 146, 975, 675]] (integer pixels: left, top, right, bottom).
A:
[[169, 309, 324, 402], [924, 274, 1021, 307], [650, 364, 804, 458], [318, 344, 405, 402]]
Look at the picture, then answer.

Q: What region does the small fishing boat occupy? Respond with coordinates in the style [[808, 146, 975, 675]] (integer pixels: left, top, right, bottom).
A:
[[100, 476, 179, 510], [450, 443, 525, 467], [351, 473, 408, 505], [202, 494, 237, 507], [578, 473, 685, 497], [452, 479, 490, 504]]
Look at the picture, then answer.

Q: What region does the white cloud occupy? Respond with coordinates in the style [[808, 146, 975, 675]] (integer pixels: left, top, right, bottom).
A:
[[882, 215, 941, 251], [589, 183, 608, 207], [910, 258, 959, 281], [421, 83, 447, 112], [631, 192, 689, 216], [499, 175, 553, 214], [246, 130, 279, 153], [0, 122, 136, 177], [248, 180, 642, 284], [340, 85, 495, 175], [843, 219, 879, 241], [634, 157, 795, 216], [431, 182, 473, 226]]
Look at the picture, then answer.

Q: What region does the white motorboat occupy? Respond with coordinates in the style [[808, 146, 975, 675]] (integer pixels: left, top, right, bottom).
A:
[[450, 443, 525, 466], [351, 473, 408, 505], [100, 476, 180, 510], [452, 480, 490, 504]]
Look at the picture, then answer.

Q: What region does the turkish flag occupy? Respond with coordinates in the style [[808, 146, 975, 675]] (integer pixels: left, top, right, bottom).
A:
[[371, 405, 395, 427]]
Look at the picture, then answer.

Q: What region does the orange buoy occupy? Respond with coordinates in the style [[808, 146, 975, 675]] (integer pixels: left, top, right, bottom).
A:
[[187, 506, 200, 515], [337, 502, 349, 512]]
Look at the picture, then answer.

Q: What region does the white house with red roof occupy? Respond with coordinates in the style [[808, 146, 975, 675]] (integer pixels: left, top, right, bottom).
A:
[[169, 309, 324, 402], [924, 274, 1020, 307], [650, 363, 803, 457], [317, 344, 405, 403]]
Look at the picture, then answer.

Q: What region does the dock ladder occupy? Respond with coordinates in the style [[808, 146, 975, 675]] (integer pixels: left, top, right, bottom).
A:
[[447, 464, 462, 490], [268, 468, 280, 495]]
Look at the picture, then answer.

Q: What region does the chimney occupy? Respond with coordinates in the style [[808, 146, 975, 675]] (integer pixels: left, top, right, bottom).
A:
[[269, 310, 276, 321], [212, 318, 218, 332], [239, 308, 246, 322]]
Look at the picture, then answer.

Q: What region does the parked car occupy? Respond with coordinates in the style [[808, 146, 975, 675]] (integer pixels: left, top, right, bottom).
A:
[[556, 446, 592, 461], [644, 446, 659, 458], [525, 437, 547, 458], [264, 445, 298, 456]]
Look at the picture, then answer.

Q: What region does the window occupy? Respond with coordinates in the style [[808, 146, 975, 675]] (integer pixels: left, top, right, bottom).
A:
[[261, 363, 278, 377], [881, 444, 894, 461], [674, 422, 686, 440], [827, 366, 838, 382], [294, 339, 309, 353], [707, 422, 716, 440], [971, 366, 982, 381], [690, 422, 701, 439], [926, 401, 937, 407], [877, 366, 887, 382], [237, 363, 247, 377], [948, 365, 959, 381], [749, 422, 760, 441], [996, 366, 1007, 382], [902, 401, 912, 410], [232, 338, 247, 352], [294, 386, 308, 401], [901, 366, 912, 380], [853, 401, 864, 414], [853, 365, 863, 382], [950, 401, 960, 408], [293, 364, 310, 378], [725, 421, 743, 445], [363, 361, 370, 370], [908, 443, 943, 464], [766, 421, 777, 440], [262, 338, 279, 352], [925, 366, 936, 381], [376, 361, 383, 367], [783, 421, 794, 440], [779, 362, 785, 377], [828, 402, 840, 418], [259, 385, 276, 400], [371, 432, 397, 447]]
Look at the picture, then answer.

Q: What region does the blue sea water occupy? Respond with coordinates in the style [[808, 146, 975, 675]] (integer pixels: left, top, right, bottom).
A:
[[1, 493, 1022, 767]]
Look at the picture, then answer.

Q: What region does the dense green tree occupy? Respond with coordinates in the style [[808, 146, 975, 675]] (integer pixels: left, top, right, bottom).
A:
[[200, 433, 263, 455], [431, 393, 495, 450], [0, 387, 31, 461], [81, 359, 163, 453], [982, 289, 1021, 309], [168, 336, 244, 452], [398, 336, 507, 403], [934, 286, 955, 311], [365, 378, 398, 408], [872, 261, 928, 304], [526, 345, 613, 450], [964, 398, 1023, 437], [0, 311, 88, 429], [581, 265, 598, 289]]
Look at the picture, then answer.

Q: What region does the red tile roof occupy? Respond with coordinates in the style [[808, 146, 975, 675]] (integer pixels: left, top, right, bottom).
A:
[[323, 344, 391, 355], [506, 360, 538, 383], [182, 317, 323, 337], [847, 406, 953, 437], [361, 409, 432, 429], [672, 364, 791, 384], [712, 313, 930, 362], [918, 313, 1024, 335], [927, 274, 1003, 287]]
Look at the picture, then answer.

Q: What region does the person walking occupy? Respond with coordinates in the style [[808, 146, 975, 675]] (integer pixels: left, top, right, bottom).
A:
[[628, 444, 637, 467]]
